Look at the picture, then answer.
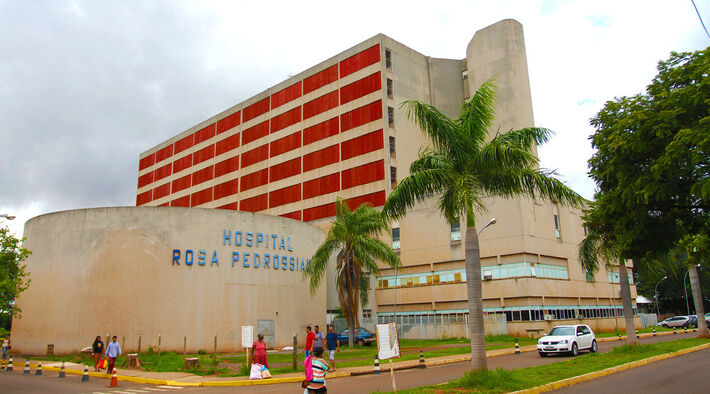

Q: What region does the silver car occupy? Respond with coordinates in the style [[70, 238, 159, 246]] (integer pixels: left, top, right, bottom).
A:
[[656, 316, 690, 328]]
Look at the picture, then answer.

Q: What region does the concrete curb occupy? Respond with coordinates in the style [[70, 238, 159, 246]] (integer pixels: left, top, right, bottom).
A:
[[510, 342, 710, 394]]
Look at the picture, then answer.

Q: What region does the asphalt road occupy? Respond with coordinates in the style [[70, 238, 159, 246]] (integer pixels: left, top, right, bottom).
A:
[[554, 346, 710, 394], [0, 332, 699, 393]]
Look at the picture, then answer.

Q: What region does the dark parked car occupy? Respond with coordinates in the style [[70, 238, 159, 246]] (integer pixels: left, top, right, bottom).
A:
[[338, 328, 376, 346]]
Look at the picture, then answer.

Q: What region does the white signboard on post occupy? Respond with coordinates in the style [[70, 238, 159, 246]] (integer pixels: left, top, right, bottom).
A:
[[376, 322, 400, 360], [241, 325, 254, 348]]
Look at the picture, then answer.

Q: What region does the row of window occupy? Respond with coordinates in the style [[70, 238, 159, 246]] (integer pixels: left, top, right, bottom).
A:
[[607, 271, 635, 284]]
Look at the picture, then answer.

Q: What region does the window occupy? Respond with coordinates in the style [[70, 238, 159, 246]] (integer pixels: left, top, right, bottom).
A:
[[554, 214, 560, 238], [390, 166, 397, 188], [585, 268, 594, 282], [392, 227, 400, 250], [450, 218, 461, 241], [363, 309, 372, 318], [387, 78, 393, 98], [385, 49, 392, 69], [388, 107, 395, 128], [462, 70, 468, 80], [389, 136, 396, 158]]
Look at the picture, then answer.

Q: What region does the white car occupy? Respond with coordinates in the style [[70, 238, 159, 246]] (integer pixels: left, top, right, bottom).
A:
[[537, 324, 597, 357]]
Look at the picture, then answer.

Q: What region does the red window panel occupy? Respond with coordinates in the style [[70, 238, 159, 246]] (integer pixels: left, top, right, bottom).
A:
[[190, 187, 213, 207], [240, 193, 268, 212], [193, 144, 215, 165], [172, 154, 193, 174], [214, 179, 238, 200], [270, 131, 301, 158], [216, 111, 241, 134], [271, 107, 301, 133], [154, 162, 172, 181], [172, 174, 192, 193], [174, 133, 194, 154], [269, 184, 301, 208], [241, 144, 269, 168], [216, 133, 240, 156], [137, 171, 154, 188], [241, 168, 269, 192], [194, 124, 216, 144], [136, 190, 152, 206], [192, 165, 214, 186], [341, 160, 385, 190], [153, 182, 171, 200], [341, 100, 382, 132], [340, 44, 380, 78], [271, 81, 302, 109], [303, 202, 336, 221], [303, 90, 339, 120], [217, 202, 238, 210], [345, 190, 386, 210], [340, 72, 381, 104], [303, 117, 339, 146], [269, 157, 301, 182], [281, 211, 302, 220], [341, 129, 384, 160], [303, 64, 338, 94], [139, 153, 155, 170], [303, 173, 340, 199], [242, 120, 269, 145], [171, 195, 190, 207], [159, 202, 169, 207], [155, 145, 174, 162], [243, 97, 270, 122], [215, 156, 239, 177], [303, 145, 339, 172]]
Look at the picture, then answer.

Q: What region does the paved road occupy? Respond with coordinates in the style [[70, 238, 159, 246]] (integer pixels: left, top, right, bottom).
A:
[[555, 346, 710, 394], [0, 332, 698, 393]]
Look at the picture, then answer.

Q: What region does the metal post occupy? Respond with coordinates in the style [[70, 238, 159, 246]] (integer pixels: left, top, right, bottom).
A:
[[183, 334, 187, 359], [683, 271, 690, 316], [213, 334, 217, 366], [654, 276, 667, 318], [157, 334, 161, 356], [292, 334, 297, 370], [138, 334, 142, 354]]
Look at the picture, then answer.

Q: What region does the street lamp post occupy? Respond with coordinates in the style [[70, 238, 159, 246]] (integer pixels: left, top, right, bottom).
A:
[[655, 276, 668, 318], [478, 218, 497, 236], [683, 264, 702, 316], [0, 214, 16, 220]]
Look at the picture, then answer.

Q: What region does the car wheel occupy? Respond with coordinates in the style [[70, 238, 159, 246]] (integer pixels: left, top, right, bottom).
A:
[[538, 352, 547, 357], [662, 324, 669, 328], [357, 338, 365, 346], [570, 342, 578, 357], [590, 340, 598, 353]]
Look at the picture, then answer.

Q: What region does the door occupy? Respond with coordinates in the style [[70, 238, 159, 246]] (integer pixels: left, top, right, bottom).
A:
[[257, 320, 275, 349]]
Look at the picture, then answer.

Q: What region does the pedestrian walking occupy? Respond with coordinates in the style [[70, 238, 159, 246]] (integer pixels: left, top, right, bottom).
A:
[[104, 336, 122, 374], [251, 333, 269, 368], [313, 325, 325, 353], [305, 325, 315, 358], [1, 336, 9, 359], [306, 347, 328, 393], [325, 326, 340, 372], [92, 335, 104, 371]]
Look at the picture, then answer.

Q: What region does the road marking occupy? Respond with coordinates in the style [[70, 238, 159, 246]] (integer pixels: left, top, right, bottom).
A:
[[142, 389, 170, 392], [156, 387, 184, 390], [123, 390, 152, 393]]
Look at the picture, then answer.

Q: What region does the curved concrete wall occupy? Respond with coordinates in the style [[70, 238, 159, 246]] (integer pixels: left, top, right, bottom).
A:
[[12, 207, 326, 355]]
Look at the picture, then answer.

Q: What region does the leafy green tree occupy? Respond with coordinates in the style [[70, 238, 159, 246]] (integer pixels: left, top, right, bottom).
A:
[[589, 47, 709, 336], [382, 79, 584, 370], [304, 200, 400, 347], [0, 226, 31, 326]]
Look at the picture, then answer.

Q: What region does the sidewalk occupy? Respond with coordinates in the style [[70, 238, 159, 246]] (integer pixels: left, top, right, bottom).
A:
[[1, 330, 678, 387]]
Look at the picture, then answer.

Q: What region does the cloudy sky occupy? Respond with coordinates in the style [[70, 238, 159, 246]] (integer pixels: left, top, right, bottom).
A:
[[1, 0, 709, 237]]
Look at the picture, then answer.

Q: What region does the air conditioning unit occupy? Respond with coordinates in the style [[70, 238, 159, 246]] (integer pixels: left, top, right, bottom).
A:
[[451, 232, 461, 241], [483, 270, 493, 280], [392, 240, 400, 250], [544, 314, 554, 321]]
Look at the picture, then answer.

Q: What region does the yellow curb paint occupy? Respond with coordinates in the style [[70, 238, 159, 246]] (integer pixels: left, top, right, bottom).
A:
[[510, 342, 710, 394]]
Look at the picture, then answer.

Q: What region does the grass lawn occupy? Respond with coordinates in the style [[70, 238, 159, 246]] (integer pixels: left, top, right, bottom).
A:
[[384, 337, 710, 393]]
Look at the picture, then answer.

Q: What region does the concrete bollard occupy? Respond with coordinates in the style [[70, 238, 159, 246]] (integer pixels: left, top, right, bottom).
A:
[[35, 361, 42, 376], [81, 366, 89, 382], [6, 357, 13, 371], [653, 327, 657, 336], [673, 327, 677, 334], [419, 350, 426, 368], [373, 355, 380, 374], [23, 360, 30, 374], [58, 362, 65, 378], [514, 339, 520, 355]]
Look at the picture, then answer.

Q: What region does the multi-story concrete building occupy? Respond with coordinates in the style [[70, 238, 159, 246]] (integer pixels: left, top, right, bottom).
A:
[[136, 19, 638, 337]]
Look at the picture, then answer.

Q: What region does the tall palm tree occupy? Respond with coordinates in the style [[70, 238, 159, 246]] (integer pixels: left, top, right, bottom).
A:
[[304, 199, 401, 347], [382, 79, 584, 370]]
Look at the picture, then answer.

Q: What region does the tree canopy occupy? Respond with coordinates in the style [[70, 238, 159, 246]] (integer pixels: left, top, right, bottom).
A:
[[0, 226, 31, 322]]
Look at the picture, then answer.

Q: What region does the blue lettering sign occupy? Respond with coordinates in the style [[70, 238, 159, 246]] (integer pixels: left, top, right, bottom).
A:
[[235, 231, 243, 246], [198, 250, 206, 266], [243, 252, 250, 267], [289, 257, 295, 271], [282, 256, 288, 270], [264, 253, 270, 268], [253, 253, 260, 268], [211, 251, 219, 266], [232, 252, 239, 267], [223, 230, 231, 245], [273, 254, 279, 269], [256, 233, 263, 247], [288, 237, 293, 251], [271, 234, 278, 248], [172, 249, 180, 265], [246, 232, 253, 246], [185, 250, 194, 266], [279, 236, 286, 250]]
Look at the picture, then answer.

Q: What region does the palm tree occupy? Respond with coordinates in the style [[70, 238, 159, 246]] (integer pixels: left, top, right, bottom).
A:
[[304, 199, 401, 347], [382, 79, 584, 370]]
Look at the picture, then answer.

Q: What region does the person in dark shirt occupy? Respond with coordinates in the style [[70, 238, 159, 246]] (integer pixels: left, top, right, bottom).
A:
[[325, 325, 340, 371], [91, 336, 104, 371]]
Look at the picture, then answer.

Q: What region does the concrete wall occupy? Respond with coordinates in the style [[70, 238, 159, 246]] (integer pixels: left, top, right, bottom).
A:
[[12, 207, 326, 355], [508, 316, 643, 337]]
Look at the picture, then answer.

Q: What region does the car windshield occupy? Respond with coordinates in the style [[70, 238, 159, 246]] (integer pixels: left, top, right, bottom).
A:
[[548, 327, 575, 336]]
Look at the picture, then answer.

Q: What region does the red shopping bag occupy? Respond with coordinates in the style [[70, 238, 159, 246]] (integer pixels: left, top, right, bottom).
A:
[[98, 358, 107, 369]]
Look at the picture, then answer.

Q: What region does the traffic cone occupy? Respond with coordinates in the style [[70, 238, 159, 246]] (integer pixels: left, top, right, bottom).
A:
[[109, 368, 119, 387], [81, 366, 89, 382], [373, 355, 380, 375], [6, 357, 13, 371], [618, 333, 622, 341], [635, 329, 639, 336], [673, 327, 677, 334], [514, 339, 520, 355], [35, 361, 42, 376], [653, 327, 657, 336], [23, 360, 30, 374], [419, 350, 426, 368], [58, 362, 65, 378], [684, 326, 687, 334]]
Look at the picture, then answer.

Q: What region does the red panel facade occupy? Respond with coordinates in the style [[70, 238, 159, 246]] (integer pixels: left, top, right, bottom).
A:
[[137, 172, 154, 188], [217, 202, 238, 210], [139, 154, 155, 170], [172, 154, 193, 174], [194, 124, 216, 144], [341, 160, 385, 190], [172, 174, 192, 193], [153, 182, 171, 200], [174, 134, 194, 154], [171, 195, 190, 207], [242, 120, 270, 145], [241, 144, 269, 168], [269, 184, 301, 208], [303, 90, 339, 120], [303, 202, 336, 221], [341, 129, 384, 160], [270, 131, 301, 158], [240, 193, 268, 212], [136, 190, 152, 206], [154, 163, 172, 181], [214, 179, 238, 200], [339, 44, 380, 78], [303, 117, 339, 146], [345, 190, 386, 210], [303, 145, 339, 172], [216, 133, 240, 156], [269, 157, 301, 182], [340, 100, 382, 132], [216, 111, 241, 134], [193, 144, 215, 165], [340, 72, 381, 104], [240, 168, 269, 191], [192, 165, 214, 186], [281, 211, 302, 220], [271, 82, 302, 109], [271, 107, 301, 133], [243, 97, 270, 122], [303, 173, 340, 199], [215, 157, 239, 177], [303, 64, 338, 94], [190, 187, 213, 207], [155, 145, 174, 163]]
